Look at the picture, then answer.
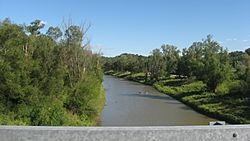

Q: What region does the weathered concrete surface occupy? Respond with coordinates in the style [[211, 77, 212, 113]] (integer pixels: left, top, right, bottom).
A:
[[0, 125, 250, 141]]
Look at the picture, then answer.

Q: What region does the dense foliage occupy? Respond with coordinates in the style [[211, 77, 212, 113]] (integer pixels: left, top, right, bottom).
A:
[[0, 18, 104, 126], [103, 35, 250, 93]]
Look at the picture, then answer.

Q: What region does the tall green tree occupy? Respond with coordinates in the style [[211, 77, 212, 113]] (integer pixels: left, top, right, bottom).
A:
[[148, 48, 165, 81], [177, 35, 233, 91], [229, 51, 248, 79], [244, 48, 250, 86], [161, 44, 180, 76], [26, 20, 45, 36], [46, 26, 62, 41], [65, 25, 83, 46], [179, 42, 204, 78], [201, 35, 233, 91]]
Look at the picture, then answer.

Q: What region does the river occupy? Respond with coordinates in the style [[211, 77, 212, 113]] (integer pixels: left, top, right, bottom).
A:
[[100, 75, 216, 126]]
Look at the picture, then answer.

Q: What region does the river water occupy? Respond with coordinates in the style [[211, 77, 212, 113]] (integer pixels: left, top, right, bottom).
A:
[[100, 75, 216, 126]]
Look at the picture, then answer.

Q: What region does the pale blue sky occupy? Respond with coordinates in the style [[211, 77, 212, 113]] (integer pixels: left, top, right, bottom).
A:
[[1, 0, 250, 56]]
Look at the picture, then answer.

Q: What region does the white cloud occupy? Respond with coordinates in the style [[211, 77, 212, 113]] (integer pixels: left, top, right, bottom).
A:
[[245, 45, 250, 49], [233, 38, 237, 41], [41, 20, 46, 24], [39, 20, 47, 26], [243, 39, 249, 42]]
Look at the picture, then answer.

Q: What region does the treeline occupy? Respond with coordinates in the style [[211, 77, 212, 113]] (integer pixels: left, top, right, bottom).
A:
[[103, 35, 250, 94], [0, 18, 104, 126]]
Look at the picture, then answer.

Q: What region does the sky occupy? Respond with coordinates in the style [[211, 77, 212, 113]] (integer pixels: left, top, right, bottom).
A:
[[1, 0, 250, 56]]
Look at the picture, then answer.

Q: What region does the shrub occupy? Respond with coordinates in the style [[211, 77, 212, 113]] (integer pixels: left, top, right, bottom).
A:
[[153, 83, 177, 95], [215, 80, 245, 95], [30, 98, 67, 126]]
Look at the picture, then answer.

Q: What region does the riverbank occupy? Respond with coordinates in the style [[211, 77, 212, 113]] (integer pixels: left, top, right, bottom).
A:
[[105, 70, 250, 124], [94, 86, 106, 126]]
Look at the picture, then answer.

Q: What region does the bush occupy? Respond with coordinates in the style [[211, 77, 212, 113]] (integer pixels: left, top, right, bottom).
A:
[[104, 70, 114, 75], [153, 83, 177, 95], [154, 79, 206, 96], [215, 80, 245, 95], [30, 98, 67, 126], [0, 113, 29, 125]]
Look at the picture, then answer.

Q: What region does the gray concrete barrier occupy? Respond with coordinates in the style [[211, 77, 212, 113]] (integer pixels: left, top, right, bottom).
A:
[[0, 125, 250, 141]]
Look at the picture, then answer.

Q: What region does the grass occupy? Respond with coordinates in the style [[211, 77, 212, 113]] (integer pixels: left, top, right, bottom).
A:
[[155, 80, 250, 124], [94, 86, 106, 126], [105, 70, 250, 124]]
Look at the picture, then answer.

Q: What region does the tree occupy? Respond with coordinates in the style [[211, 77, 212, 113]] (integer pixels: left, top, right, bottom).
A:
[[245, 48, 250, 56], [65, 25, 83, 46], [46, 26, 62, 41], [26, 20, 45, 35], [0, 18, 11, 25], [179, 42, 204, 78], [148, 48, 165, 81], [201, 35, 233, 91], [180, 35, 233, 91], [245, 56, 250, 78], [229, 51, 248, 79], [161, 44, 180, 76], [0, 19, 104, 126], [242, 54, 250, 93]]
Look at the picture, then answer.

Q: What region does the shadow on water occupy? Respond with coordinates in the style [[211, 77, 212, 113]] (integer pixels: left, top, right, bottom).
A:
[[120, 80, 143, 86], [179, 106, 193, 111], [123, 93, 203, 112], [122, 93, 175, 101]]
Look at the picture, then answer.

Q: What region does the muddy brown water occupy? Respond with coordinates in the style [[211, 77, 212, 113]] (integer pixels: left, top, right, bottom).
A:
[[100, 75, 216, 126]]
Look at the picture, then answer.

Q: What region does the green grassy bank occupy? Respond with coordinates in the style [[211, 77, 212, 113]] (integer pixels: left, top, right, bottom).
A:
[[105, 70, 250, 124], [94, 86, 106, 126], [84, 85, 106, 126]]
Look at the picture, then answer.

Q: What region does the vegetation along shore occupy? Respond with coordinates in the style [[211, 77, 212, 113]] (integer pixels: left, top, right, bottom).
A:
[[0, 19, 105, 126], [102, 36, 250, 124]]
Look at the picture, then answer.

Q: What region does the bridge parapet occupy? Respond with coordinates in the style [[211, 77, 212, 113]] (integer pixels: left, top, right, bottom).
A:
[[0, 125, 250, 141]]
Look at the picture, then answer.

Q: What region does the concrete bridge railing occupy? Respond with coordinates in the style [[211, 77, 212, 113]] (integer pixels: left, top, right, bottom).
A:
[[0, 125, 250, 141]]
